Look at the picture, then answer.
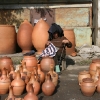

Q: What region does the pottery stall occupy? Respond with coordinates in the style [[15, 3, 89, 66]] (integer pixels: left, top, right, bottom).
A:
[[0, 55, 58, 99], [78, 58, 100, 97]]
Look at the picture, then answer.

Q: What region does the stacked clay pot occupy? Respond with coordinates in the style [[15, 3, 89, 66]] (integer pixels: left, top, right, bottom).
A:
[[32, 18, 49, 55], [63, 29, 77, 56], [17, 19, 33, 53], [0, 25, 16, 54]]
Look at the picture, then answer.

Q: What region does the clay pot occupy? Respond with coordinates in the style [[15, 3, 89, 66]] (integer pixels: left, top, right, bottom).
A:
[[5, 86, 16, 100], [89, 59, 100, 76], [17, 20, 33, 53], [42, 73, 55, 96], [63, 29, 77, 56], [96, 75, 100, 93], [11, 71, 25, 96], [0, 56, 13, 73], [32, 18, 49, 54], [24, 84, 38, 100], [0, 25, 16, 54], [22, 55, 37, 72], [37, 64, 45, 84], [0, 68, 11, 94], [26, 72, 40, 95], [78, 70, 91, 83], [79, 78, 96, 96], [40, 57, 55, 74]]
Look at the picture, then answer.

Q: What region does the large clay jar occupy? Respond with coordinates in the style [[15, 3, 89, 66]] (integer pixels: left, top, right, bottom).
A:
[[89, 59, 100, 76], [63, 29, 77, 56], [32, 18, 49, 55], [22, 55, 37, 72], [0, 68, 11, 94], [79, 78, 96, 96], [40, 57, 55, 74], [78, 70, 91, 83], [0, 56, 13, 73], [96, 76, 100, 93], [11, 71, 25, 96], [42, 73, 55, 96], [24, 84, 38, 100], [17, 20, 33, 53], [0, 25, 16, 54]]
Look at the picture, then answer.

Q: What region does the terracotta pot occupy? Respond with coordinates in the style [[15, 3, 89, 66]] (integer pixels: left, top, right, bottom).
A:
[[17, 20, 33, 53], [79, 78, 96, 96], [24, 84, 38, 100], [0, 56, 13, 73], [26, 72, 40, 95], [0, 68, 11, 94], [22, 55, 37, 72], [0, 25, 16, 54], [40, 57, 55, 74], [63, 29, 77, 56], [96, 75, 100, 93], [42, 73, 55, 96], [11, 71, 25, 96], [89, 59, 100, 76], [32, 18, 49, 54], [78, 70, 91, 83]]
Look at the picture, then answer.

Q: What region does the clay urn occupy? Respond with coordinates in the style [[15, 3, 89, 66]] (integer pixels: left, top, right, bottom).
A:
[[42, 73, 55, 96], [78, 70, 91, 83], [96, 75, 100, 93], [89, 59, 100, 76], [79, 78, 96, 96], [26, 72, 40, 95], [17, 19, 33, 53], [32, 18, 49, 55], [24, 84, 38, 100], [5, 86, 16, 100], [40, 57, 55, 74], [0, 25, 16, 54], [21, 55, 37, 72], [0, 56, 13, 73], [11, 71, 25, 96], [0, 68, 11, 94], [63, 29, 77, 56], [37, 64, 45, 84]]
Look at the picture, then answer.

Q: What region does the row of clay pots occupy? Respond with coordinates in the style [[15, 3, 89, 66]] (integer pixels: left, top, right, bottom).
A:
[[78, 58, 100, 97]]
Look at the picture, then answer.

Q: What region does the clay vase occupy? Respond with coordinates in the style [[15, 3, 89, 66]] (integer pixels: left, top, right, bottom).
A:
[[79, 78, 96, 96], [0, 68, 11, 94], [0, 56, 13, 73], [5, 86, 16, 100], [11, 71, 25, 96], [24, 84, 38, 100], [37, 64, 45, 84], [26, 72, 40, 95], [48, 65, 58, 86], [17, 19, 33, 53], [42, 73, 55, 96], [21, 55, 37, 72], [89, 59, 100, 76], [78, 70, 91, 83], [32, 18, 49, 55], [63, 29, 77, 56], [0, 25, 16, 54], [40, 57, 55, 74]]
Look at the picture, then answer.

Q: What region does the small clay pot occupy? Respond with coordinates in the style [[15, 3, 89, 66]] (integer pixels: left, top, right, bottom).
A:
[[79, 78, 96, 96]]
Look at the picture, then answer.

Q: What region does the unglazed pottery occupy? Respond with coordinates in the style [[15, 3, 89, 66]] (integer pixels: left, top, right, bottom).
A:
[[32, 18, 49, 54]]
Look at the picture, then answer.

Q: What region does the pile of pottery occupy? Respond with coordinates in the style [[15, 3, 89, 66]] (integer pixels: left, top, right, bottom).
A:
[[78, 59, 100, 97], [0, 56, 58, 100]]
